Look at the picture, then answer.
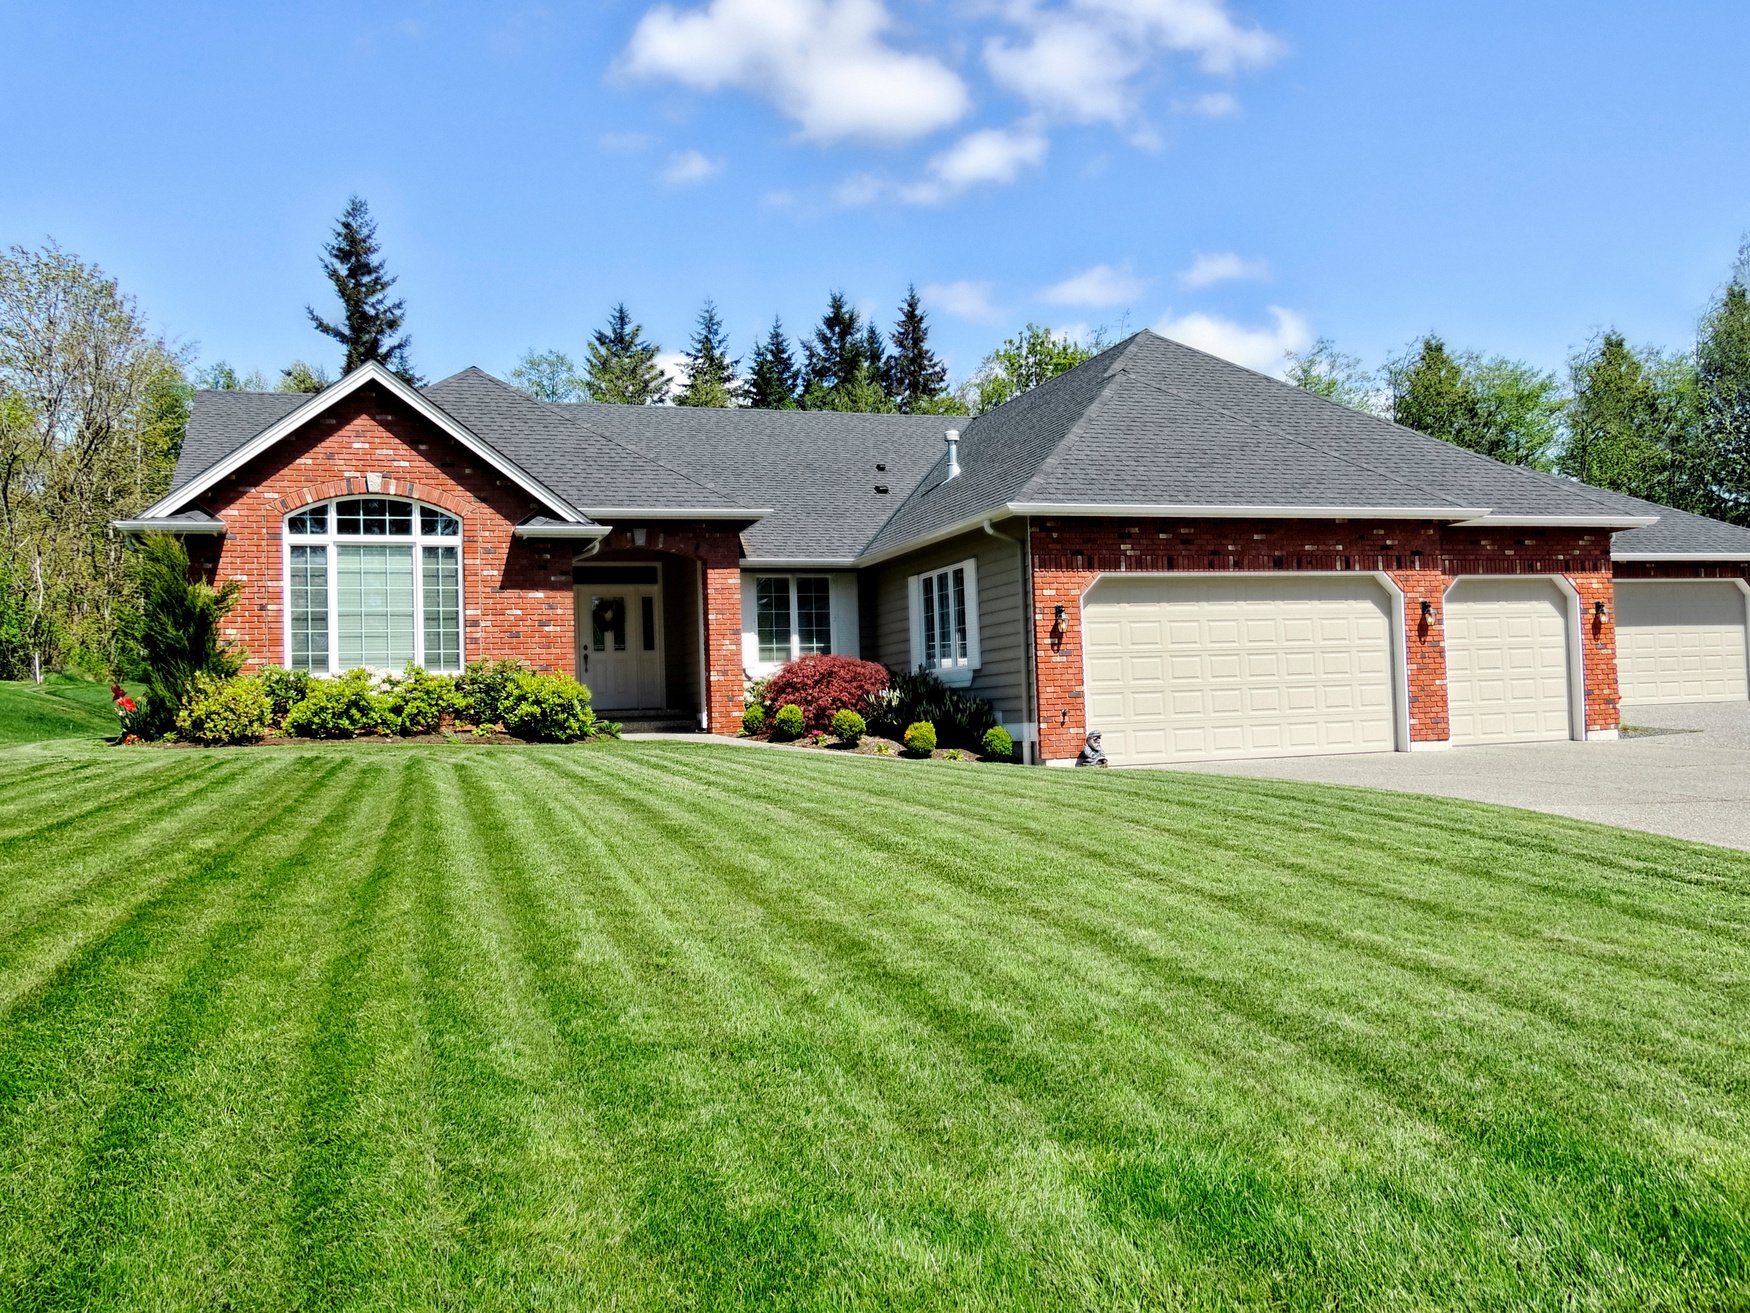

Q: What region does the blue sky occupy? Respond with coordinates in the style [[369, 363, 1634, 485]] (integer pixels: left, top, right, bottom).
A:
[[6, 1, 1749, 389]]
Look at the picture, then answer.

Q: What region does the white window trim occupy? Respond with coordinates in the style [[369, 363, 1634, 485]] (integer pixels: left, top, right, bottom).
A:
[[908, 557, 981, 686], [281, 497, 466, 675], [751, 573, 834, 669]]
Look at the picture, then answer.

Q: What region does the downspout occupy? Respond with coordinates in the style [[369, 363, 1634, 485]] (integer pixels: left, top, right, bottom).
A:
[[983, 517, 1038, 764]]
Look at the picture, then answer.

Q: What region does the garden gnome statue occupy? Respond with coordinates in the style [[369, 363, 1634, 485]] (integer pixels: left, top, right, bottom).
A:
[[1076, 730, 1108, 767]]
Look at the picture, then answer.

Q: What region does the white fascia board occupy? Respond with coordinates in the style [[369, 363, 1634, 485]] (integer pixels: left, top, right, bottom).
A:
[[577, 507, 771, 520], [139, 362, 586, 524], [1451, 513, 1660, 529], [1004, 502, 1495, 522], [512, 523, 610, 540], [1612, 550, 1750, 561], [854, 507, 1022, 567], [110, 517, 226, 534], [740, 559, 858, 570]]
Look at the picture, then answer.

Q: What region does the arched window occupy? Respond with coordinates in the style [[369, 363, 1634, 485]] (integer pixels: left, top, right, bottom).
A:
[[284, 498, 463, 674]]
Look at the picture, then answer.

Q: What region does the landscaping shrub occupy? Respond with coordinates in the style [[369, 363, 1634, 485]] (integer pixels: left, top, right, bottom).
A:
[[257, 666, 312, 722], [282, 669, 393, 739], [771, 703, 805, 741], [760, 654, 889, 733], [981, 725, 1016, 762], [384, 666, 459, 735], [125, 534, 243, 739], [869, 667, 996, 750], [830, 708, 865, 746], [742, 703, 766, 736], [903, 721, 936, 755], [174, 673, 274, 746], [455, 657, 532, 729], [500, 671, 607, 743]]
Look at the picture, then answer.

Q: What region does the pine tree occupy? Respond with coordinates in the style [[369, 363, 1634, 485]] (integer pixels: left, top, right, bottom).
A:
[[1558, 332, 1670, 500], [745, 318, 800, 410], [885, 284, 950, 413], [307, 196, 417, 384], [1696, 241, 1750, 523], [861, 322, 889, 406], [800, 292, 867, 400], [584, 303, 669, 406], [675, 300, 740, 408]]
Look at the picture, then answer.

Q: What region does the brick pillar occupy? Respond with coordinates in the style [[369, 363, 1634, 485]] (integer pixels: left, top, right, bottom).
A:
[[1566, 570, 1621, 734], [1389, 568, 1451, 745], [701, 559, 745, 735], [1032, 563, 1094, 761]]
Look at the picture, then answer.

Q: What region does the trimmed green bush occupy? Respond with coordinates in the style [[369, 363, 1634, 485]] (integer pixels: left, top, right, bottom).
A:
[[500, 671, 601, 743], [257, 666, 312, 722], [126, 534, 243, 739], [742, 703, 767, 736], [385, 667, 459, 735], [830, 709, 865, 745], [903, 721, 936, 755], [981, 725, 1016, 762], [282, 670, 393, 739], [771, 703, 805, 741], [174, 674, 274, 746], [455, 657, 532, 729], [869, 668, 996, 750]]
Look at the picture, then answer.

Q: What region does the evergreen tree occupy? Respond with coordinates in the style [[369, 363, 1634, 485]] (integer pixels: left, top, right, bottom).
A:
[[675, 300, 740, 408], [1696, 240, 1750, 523], [584, 303, 669, 406], [861, 322, 889, 406], [277, 360, 332, 393], [885, 284, 950, 413], [1388, 336, 1478, 446], [745, 318, 800, 410], [800, 292, 867, 398], [306, 196, 417, 383], [1559, 332, 1672, 501], [1388, 335, 1560, 469]]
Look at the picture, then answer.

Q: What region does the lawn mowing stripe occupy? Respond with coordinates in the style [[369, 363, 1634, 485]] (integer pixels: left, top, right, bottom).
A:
[[0, 753, 248, 856], [584, 749, 1750, 1295], [0, 755, 372, 1309]]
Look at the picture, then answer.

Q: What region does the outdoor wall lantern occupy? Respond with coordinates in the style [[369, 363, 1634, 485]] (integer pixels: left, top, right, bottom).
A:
[[1051, 603, 1068, 640], [1420, 599, 1435, 619], [1595, 600, 1608, 619]]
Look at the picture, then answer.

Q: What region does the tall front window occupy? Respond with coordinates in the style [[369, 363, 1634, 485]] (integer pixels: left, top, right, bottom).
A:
[[284, 498, 463, 674], [754, 574, 834, 666], [910, 559, 980, 681]]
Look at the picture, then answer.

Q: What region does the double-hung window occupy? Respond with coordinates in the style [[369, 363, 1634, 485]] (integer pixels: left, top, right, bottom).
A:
[[284, 498, 463, 674], [909, 558, 980, 682], [753, 575, 833, 666]]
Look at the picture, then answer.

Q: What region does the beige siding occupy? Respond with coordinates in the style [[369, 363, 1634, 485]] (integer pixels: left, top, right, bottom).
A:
[[862, 527, 1031, 732]]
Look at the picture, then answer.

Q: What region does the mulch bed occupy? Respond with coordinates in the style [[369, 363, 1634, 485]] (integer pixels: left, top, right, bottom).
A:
[[749, 732, 995, 762]]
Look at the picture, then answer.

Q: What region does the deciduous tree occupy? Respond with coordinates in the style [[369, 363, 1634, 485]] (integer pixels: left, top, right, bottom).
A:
[[511, 349, 586, 403], [963, 323, 1103, 413]]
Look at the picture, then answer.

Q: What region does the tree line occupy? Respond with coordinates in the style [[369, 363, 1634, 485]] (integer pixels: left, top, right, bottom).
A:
[[1286, 241, 1750, 523]]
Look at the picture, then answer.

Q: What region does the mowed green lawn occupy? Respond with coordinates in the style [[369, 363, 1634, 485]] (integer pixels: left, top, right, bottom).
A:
[[2, 683, 1749, 1310]]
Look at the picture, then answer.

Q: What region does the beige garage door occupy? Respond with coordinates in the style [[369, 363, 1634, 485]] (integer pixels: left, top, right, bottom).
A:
[[1615, 581, 1749, 705], [1445, 578, 1572, 745], [1082, 575, 1397, 766]]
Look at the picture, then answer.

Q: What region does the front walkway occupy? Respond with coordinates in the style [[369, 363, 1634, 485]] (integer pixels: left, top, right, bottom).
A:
[[1169, 703, 1750, 852]]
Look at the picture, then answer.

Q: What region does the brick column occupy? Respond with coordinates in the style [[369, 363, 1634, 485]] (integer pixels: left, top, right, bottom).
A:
[[1033, 562, 1094, 761], [1566, 569, 1621, 734], [1388, 568, 1451, 745], [702, 560, 745, 734]]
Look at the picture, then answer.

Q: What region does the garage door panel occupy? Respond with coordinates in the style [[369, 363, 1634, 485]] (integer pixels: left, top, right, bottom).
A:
[[1082, 575, 1398, 766], [1446, 578, 1572, 745], [1616, 581, 1749, 705]]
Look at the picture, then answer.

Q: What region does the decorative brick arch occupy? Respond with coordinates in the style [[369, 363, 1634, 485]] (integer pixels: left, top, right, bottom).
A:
[[271, 477, 474, 521]]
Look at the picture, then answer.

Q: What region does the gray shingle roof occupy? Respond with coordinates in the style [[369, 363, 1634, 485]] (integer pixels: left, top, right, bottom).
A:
[[1585, 490, 1750, 558], [555, 403, 945, 559], [169, 390, 306, 495]]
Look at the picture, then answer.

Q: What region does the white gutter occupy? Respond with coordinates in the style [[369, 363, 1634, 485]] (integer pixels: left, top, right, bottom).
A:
[[1004, 502, 1495, 521], [110, 517, 226, 534], [1450, 513, 1660, 529], [512, 522, 611, 540], [1612, 550, 1750, 561], [739, 558, 858, 570]]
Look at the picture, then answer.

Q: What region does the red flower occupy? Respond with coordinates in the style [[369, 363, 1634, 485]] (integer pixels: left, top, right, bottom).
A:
[[111, 684, 138, 714]]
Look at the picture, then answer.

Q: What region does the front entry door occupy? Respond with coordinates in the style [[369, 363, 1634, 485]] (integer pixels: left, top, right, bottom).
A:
[[580, 584, 665, 710]]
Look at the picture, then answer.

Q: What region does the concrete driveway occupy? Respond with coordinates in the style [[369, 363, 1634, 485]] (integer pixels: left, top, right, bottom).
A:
[[1170, 702, 1750, 852]]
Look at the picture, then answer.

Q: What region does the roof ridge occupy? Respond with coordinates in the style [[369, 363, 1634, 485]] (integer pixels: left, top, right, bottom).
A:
[[1013, 340, 1153, 501]]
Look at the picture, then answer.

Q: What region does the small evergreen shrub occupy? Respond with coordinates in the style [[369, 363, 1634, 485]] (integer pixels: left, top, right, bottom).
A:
[[126, 534, 243, 739], [981, 725, 1016, 762], [385, 666, 459, 735], [455, 657, 532, 729], [830, 708, 866, 745], [944, 748, 963, 761], [174, 673, 274, 746], [869, 667, 996, 750], [874, 741, 893, 755], [500, 671, 601, 743], [771, 703, 805, 741], [903, 721, 936, 755], [283, 670, 393, 739], [257, 666, 312, 722], [760, 654, 889, 733], [742, 703, 767, 736]]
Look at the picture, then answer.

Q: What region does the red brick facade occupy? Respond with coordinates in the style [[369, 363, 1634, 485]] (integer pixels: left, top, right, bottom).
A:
[[183, 383, 745, 734], [1029, 517, 1621, 761], [1614, 560, 1750, 582]]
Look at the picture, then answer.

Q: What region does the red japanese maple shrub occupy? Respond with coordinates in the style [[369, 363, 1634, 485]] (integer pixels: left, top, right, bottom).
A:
[[759, 655, 889, 733]]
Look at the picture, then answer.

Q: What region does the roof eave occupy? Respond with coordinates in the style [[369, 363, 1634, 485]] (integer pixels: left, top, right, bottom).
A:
[[739, 558, 860, 570], [1612, 550, 1750, 561], [1450, 513, 1660, 530], [576, 506, 771, 521], [512, 522, 611, 540], [110, 516, 227, 535], [1006, 501, 1495, 522]]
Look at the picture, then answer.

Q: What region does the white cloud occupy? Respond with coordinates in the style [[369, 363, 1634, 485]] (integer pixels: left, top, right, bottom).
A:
[[1177, 251, 1268, 288], [1039, 262, 1148, 308], [1152, 306, 1311, 375], [984, 0, 1282, 131], [661, 148, 724, 185], [1177, 90, 1240, 118], [621, 0, 970, 144], [922, 280, 1001, 322], [900, 121, 1048, 203], [655, 350, 690, 397], [834, 172, 887, 206]]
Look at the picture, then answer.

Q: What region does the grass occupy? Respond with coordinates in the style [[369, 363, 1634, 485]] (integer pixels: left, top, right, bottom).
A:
[[2, 681, 1749, 1310], [0, 674, 130, 744]]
